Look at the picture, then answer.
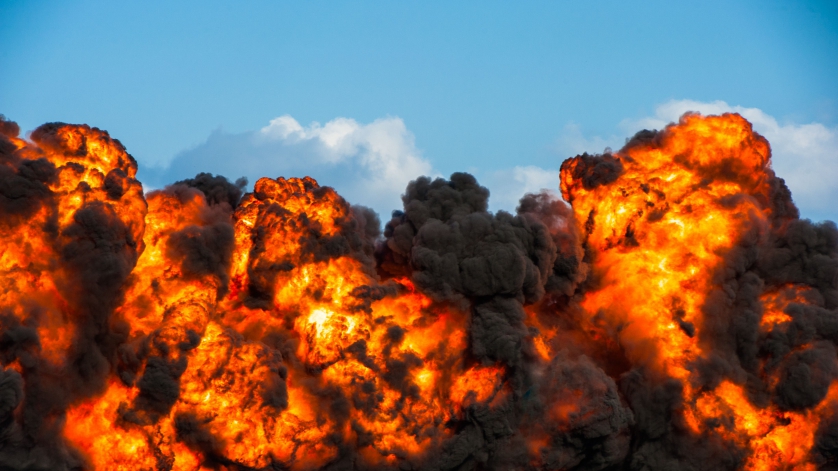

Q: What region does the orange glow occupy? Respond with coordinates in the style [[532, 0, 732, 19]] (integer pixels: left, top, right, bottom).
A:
[[449, 365, 503, 407], [692, 380, 830, 471], [760, 284, 814, 329]]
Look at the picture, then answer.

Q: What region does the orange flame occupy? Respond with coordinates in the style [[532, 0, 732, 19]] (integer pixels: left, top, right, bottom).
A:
[[1, 113, 836, 470], [560, 113, 835, 470]]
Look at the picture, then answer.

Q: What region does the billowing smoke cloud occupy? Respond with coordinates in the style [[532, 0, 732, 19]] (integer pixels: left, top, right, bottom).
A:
[[1, 111, 838, 471]]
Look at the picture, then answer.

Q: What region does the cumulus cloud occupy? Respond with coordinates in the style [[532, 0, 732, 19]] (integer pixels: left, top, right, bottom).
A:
[[621, 99, 838, 222], [141, 115, 435, 219]]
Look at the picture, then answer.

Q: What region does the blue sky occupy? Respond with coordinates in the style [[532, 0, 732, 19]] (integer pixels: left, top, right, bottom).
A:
[[1, 1, 837, 221]]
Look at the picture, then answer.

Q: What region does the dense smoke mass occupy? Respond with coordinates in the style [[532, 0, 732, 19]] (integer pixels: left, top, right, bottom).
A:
[[0, 112, 837, 470]]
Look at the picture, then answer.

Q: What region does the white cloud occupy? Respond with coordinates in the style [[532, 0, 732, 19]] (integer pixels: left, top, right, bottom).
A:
[[481, 124, 621, 214], [143, 103, 836, 224], [257, 115, 435, 202], [481, 125, 618, 214], [145, 115, 435, 220], [481, 165, 561, 214], [553, 122, 619, 158], [618, 100, 838, 222]]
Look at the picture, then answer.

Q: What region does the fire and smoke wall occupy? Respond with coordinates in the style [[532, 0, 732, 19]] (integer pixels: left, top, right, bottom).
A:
[[0, 112, 837, 470]]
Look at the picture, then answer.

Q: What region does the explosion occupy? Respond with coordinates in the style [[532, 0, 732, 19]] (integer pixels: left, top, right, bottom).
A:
[[0, 112, 836, 470]]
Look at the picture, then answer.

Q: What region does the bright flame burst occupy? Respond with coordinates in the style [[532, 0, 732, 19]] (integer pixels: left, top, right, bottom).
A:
[[560, 113, 833, 470], [58, 171, 496, 468], [0, 113, 836, 470]]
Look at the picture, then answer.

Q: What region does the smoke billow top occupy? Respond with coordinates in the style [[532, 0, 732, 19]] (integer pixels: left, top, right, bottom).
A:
[[0, 112, 837, 470]]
